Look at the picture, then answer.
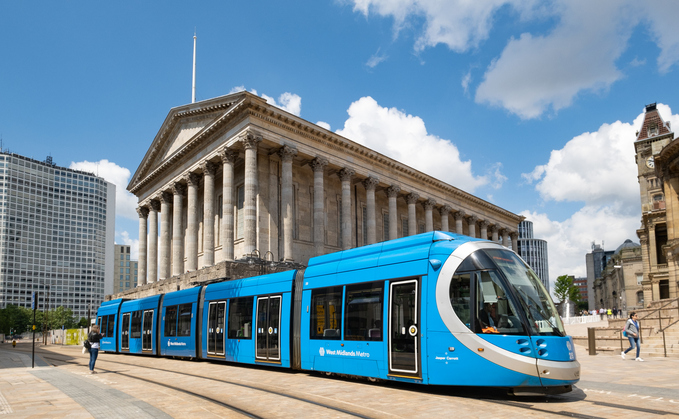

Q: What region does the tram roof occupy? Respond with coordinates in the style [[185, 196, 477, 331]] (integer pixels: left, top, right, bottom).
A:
[[304, 231, 461, 279]]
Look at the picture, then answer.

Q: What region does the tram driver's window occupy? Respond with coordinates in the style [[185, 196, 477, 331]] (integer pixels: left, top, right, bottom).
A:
[[227, 297, 254, 339], [450, 274, 471, 328], [310, 286, 343, 340], [474, 271, 524, 335], [344, 281, 383, 341]]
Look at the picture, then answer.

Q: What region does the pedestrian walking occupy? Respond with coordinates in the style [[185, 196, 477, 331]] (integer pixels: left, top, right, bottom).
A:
[[621, 312, 643, 361], [87, 325, 103, 374], [612, 307, 618, 318]]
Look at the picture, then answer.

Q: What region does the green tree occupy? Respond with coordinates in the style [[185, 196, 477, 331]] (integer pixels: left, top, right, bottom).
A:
[[554, 275, 581, 304], [44, 306, 77, 330], [77, 317, 89, 328], [0, 305, 33, 336]]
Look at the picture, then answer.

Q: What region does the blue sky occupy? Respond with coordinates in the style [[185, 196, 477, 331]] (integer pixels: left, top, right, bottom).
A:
[[2, 1, 679, 292]]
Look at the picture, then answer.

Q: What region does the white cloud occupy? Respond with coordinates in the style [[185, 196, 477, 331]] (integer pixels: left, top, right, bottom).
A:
[[476, 2, 637, 119], [230, 86, 302, 116], [316, 121, 331, 130], [116, 231, 139, 260], [69, 159, 137, 220], [521, 104, 679, 291], [336, 96, 488, 192], [348, 2, 679, 118], [367, 48, 388, 68], [349, 0, 533, 53], [461, 70, 472, 95]]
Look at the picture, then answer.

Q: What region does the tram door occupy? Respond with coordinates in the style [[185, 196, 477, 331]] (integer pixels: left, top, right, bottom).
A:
[[255, 296, 281, 362], [388, 280, 420, 377], [207, 301, 226, 356], [121, 313, 130, 351], [142, 310, 154, 352]]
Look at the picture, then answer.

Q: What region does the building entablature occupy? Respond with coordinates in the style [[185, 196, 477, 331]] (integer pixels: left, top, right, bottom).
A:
[[128, 92, 522, 228]]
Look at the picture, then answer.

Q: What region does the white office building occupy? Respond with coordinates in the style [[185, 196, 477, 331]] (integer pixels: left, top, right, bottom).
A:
[[0, 152, 115, 319]]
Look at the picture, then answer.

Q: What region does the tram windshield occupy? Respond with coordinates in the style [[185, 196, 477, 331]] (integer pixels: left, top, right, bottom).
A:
[[450, 248, 565, 337], [486, 249, 565, 336]]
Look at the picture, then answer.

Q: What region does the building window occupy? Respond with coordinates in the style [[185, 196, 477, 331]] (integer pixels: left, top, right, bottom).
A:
[[636, 274, 643, 285], [402, 218, 408, 238], [637, 291, 644, 306]]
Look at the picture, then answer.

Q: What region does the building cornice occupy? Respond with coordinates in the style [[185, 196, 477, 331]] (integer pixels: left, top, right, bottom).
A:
[[129, 93, 522, 224]]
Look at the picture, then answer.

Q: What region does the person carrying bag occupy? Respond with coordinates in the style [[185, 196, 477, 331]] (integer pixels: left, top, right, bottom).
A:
[[621, 312, 643, 362], [87, 325, 103, 374]]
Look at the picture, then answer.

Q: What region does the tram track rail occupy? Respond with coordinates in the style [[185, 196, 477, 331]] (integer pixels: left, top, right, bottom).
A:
[[15, 345, 679, 418], [28, 347, 379, 419]]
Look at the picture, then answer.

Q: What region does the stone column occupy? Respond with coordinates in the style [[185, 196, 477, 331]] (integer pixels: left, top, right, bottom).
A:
[[202, 161, 217, 267], [220, 148, 236, 261], [467, 215, 477, 238], [186, 172, 201, 272], [454, 211, 465, 235], [159, 191, 173, 279], [440, 205, 451, 232], [311, 157, 328, 256], [424, 198, 436, 232], [479, 220, 489, 240], [242, 133, 261, 255], [502, 229, 510, 247], [279, 145, 297, 261], [148, 199, 160, 284], [136, 206, 149, 286], [406, 193, 419, 236], [364, 177, 379, 245], [339, 167, 355, 250], [491, 225, 499, 242], [172, 182, 186, 276], [510, 232, 518, 251], [387, 185, 400, 240]]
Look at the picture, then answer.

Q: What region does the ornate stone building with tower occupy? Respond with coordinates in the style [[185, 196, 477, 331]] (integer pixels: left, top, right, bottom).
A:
[[126, 91, 523, 290], [635, 103, 678, 303]]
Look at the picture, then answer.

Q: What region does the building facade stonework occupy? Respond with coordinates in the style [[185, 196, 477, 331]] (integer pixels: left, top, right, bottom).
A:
[[125, 92, 523, 293], [635, 103, 678, 303], [593, 240, 643, 313]]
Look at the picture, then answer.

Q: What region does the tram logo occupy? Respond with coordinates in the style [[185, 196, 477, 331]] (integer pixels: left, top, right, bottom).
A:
[[319, 347, 325, 356]]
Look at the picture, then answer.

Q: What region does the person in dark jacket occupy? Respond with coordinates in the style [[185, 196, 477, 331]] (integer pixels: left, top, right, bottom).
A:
[[88, 324, 103, 374]]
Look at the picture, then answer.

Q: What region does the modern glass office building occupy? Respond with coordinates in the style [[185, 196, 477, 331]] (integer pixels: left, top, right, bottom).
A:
[[0, 152, 115, 319], [516, 220, 550, 293]]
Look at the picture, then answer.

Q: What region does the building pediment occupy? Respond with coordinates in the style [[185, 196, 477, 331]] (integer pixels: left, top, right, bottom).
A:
[[128, 92, 267, 194]]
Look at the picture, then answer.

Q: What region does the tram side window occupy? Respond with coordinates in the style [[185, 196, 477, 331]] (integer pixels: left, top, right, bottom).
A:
[[106, 314, 115, 338], [228, 297, 254, 339], [345, 281, 383, 341], [474, 271, 524, 335], [131, 310, 142, 338], [177, 304, 193, 336], [310, 286, 343, 340], [450, 274, 471, 328], [97, 316, 104, 336], [165, 306, 177, 337]]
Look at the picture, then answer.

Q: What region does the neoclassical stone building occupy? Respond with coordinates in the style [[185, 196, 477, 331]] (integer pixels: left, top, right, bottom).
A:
[[128, 91, 523, 286], [635, 103, 679, 302], [593, 240, 643, 313]]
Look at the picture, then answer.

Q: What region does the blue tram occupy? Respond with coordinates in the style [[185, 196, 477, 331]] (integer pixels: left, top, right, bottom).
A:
[[97, 232, 579, 393]]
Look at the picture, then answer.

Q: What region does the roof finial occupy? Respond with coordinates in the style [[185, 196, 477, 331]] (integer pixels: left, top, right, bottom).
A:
[[192, 30, 197, 104]]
